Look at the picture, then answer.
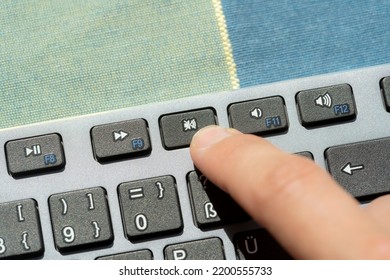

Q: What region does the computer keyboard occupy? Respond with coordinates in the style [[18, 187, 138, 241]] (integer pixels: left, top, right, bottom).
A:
[[1, 63, 390, 260]]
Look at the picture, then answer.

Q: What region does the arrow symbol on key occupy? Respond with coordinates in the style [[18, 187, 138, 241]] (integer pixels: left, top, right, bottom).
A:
[[341, 162, 364, 175], [113, 130, 129, 141], [25, 147, 34, 157]]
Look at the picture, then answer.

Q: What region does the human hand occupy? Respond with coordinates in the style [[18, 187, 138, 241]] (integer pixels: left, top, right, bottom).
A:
[[190, 125, 390, 259]]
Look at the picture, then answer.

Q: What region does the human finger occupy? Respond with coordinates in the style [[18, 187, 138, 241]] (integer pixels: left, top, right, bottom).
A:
[[190, 126, 390, 259], [365, 195, 390, 234]]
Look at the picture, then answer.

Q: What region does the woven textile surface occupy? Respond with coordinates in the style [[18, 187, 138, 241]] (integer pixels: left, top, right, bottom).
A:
[[223, 0, 390, 87], [2, 1, 390, 128], [0, 0, 236, 128]]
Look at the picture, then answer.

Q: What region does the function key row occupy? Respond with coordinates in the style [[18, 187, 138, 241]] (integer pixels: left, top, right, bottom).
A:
[[3, 82, 390, 201], [3, 82, 360, 177], [160, 82, 358, 149]]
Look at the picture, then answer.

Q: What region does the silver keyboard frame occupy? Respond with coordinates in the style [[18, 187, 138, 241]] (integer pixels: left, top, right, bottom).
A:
[[2, 63, 390, 259]]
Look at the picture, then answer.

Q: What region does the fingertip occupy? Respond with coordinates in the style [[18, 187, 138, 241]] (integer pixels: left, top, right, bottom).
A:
[[190, 125, 241, 157]]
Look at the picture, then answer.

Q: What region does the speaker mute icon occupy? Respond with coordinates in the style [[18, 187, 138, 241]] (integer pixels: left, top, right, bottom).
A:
[[315, 92, 332, 108]]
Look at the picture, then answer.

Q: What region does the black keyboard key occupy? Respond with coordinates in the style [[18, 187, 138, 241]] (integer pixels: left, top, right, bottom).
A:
[[5, 133, 65, 177], [187, 170, 249, 228], [0, 199, 44, 259], [228, 96, 288, 136], [96, 249, 153, 260], [234, 229, 292, 260], [325, 137, 390, 199], [159, 108, 217, 150], [118, 176, 183, 241], [296, 84, 356, 127], [91, 119, 151, 162], [48, 187, 113, 253], [380, 76, 390, 112], [164, 238, 225, 260], [381, 76, 390, 112]]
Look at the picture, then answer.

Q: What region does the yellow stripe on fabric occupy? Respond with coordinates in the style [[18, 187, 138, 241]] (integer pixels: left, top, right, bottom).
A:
[[212, 0, 240, 89], [0, 1, 235, 129]]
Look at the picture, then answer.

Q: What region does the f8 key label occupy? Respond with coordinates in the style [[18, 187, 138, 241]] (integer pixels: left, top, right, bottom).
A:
[[5, 133, 65, 177]]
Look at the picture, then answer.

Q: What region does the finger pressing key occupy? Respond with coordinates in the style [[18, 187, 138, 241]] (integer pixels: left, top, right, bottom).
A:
[[190, 125, 390, 259]]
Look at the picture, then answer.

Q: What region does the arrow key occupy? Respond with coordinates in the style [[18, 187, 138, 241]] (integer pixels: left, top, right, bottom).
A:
[[325, 137, 390, 200], [341, 162, 364, 175], [91, 119, 151, 163]]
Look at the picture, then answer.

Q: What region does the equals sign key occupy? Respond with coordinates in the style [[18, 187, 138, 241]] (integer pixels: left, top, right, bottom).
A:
[[129, 187, 144, 200]]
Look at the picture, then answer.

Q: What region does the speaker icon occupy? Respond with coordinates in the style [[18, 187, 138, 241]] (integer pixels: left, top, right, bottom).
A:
[[314, 92, 332, 108], [250, 107, 263, 119]]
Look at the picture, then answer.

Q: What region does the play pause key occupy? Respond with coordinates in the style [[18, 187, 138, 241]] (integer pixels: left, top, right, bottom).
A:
[[5, 133, 65, 177]]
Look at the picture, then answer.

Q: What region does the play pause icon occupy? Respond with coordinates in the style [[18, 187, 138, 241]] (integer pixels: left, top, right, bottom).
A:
[[25, 144, 42, 157]]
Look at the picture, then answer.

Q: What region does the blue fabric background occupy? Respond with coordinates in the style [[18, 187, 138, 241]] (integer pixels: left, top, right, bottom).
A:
[[222, 0, 390, 87]]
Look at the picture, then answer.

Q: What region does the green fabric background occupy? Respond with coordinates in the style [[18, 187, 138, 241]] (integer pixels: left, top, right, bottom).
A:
[[0, 0, 233, 129]]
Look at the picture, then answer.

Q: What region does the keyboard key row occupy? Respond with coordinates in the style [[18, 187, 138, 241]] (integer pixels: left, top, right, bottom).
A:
[[96, 237, 229, 260], [0, 168, 294, 259], [4, 82, 363, 178], [97, 231, 291, 260], [0, 197, 285, 260], [6, 76, 390, 179], [0, 171, 243, 259]]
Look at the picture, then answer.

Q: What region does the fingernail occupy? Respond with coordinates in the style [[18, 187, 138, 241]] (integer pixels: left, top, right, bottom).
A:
[[191, 125, 236, 150]]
